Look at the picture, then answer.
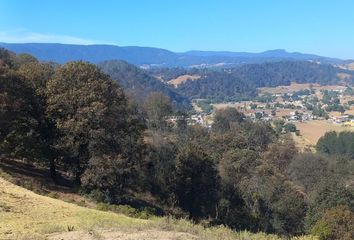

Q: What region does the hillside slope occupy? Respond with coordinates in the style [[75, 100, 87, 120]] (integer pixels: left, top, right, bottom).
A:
[[175, 61, 354, 101], [0, 177, 316, 240], [98, 60, 191, 109], [0, 176, 148, 239]]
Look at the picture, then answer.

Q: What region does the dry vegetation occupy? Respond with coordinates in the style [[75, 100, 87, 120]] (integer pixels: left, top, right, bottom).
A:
[[338, 62, 354, 71], [294, 120, 354, 145], [258, 82, 346, 94], [0, 175, 317, 240], [168, 74, 201, 87]]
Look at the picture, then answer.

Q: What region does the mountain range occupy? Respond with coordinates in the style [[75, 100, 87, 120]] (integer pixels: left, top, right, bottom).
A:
[[0, 42, 347, 67]]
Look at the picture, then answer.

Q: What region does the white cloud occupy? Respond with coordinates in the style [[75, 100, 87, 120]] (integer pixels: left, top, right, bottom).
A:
[[0, 30, 97, 45]]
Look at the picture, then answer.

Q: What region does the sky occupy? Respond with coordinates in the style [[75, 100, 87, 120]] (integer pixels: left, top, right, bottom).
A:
[[1, 0, 354, 59]]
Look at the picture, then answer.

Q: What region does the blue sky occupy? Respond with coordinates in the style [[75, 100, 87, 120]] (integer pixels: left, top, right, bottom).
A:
[[1, 0, 354, 58]]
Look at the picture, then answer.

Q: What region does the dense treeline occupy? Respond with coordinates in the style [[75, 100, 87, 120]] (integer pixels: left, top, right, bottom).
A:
[[153, 61, 354, 102], [1, 49, 353, 239], [317, 131, 354, 157]]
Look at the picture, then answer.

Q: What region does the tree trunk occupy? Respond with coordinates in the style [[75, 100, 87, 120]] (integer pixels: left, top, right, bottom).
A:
[[49, 158, 57, 182]]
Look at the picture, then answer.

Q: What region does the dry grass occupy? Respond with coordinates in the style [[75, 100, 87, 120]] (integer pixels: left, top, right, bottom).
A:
[[0, 175, 317, 240], [0, 176, 148, 239], [258, 83, 346, 94], [295, 120, 354, 145], [192, 102, 203, 112], [339, 62, 354, 70], [168, 75, 201, 87], [212, 102, 244, 109], [336, 73, 352, 80]]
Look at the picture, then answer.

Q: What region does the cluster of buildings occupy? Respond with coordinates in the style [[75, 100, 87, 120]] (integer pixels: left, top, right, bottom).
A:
[[166, 114, 213, 128]]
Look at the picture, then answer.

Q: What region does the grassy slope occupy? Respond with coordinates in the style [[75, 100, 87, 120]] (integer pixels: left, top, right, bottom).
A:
[[0, 175, 317, 240]]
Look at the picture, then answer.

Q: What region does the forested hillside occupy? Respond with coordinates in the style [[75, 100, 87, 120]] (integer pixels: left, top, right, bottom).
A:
[[172, 61, 354, 101], [98, 60, 191, 109], [1, 48, 354, 240]]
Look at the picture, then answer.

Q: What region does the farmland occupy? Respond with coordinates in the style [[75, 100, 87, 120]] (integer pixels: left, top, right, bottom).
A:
[[294, 120, 354, 145], [258, 82, 347, 95]]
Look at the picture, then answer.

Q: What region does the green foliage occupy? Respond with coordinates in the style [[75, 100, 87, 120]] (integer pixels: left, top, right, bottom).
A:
[[196, 99, 213, 113], [217, 148, 259, 229], [311, 220, 332, 240], [325, 104, 345, 113], [317, 131, 354, 158], [47, 192, 59, 199], [96, 203, 155, 219], [98, 60, 191, 109], [212, 107, 244, 132], [264, 136, 298, 173], [243, 121, 275, 150], [176, 61, 347, 102], [311, 205, 354, 240], [239, 164, 307, 235], [81, 155, 135, 202], [288, 153, 330, 192], [46, 61, 131, 181], [0, 69, 46, 159], [343, 86, 354, 96], [305, 180, 354, 231], [174, 145, 219, 219], [18, 61, 54, 95], [144, 92, 173, 130], [312, 106, 329, 119], [273, 119, 285, 134], [2, 48, 353, 239], [284, 123, 297, 133], [255, 93, 276, 103], [0, 48, 17, 68]]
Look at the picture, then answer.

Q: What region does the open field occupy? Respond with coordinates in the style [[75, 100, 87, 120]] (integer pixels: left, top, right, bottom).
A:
[[167, 74, 201, 87], [338, 62, 354, 70], [212, 102, 245, 109], [192, 101, 203, 112], [295, 120, 354, 145], [258, 82, 347, 94], [0, 175, 317, 240]]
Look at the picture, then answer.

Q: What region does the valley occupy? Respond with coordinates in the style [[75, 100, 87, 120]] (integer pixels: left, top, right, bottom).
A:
[[1, 38, 354, 240], [2, 1, 354, 239]]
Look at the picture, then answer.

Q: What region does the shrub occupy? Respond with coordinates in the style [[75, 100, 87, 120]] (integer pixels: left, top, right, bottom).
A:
[[96, 203, 155, 219], [47, 192, 59, 199], [311, 205, 354, 240]]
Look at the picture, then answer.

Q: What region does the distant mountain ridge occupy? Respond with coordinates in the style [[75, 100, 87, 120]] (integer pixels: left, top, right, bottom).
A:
[[0, 42, 346, 67]]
